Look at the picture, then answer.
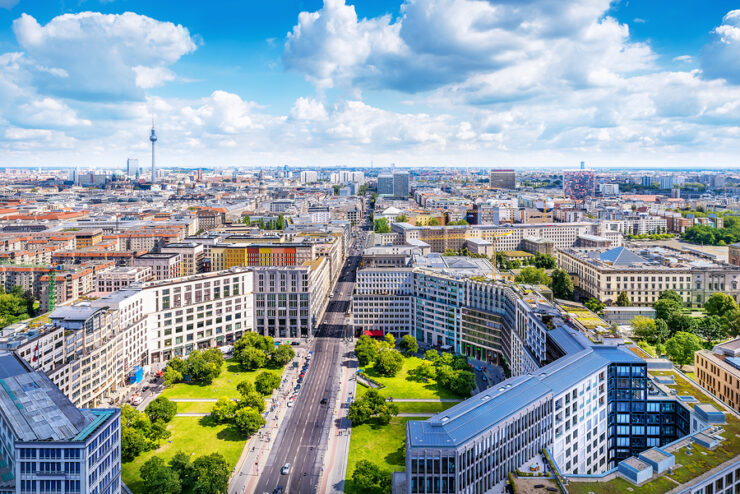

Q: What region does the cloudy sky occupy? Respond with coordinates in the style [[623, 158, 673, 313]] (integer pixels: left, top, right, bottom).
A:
[[0, 0, 739, 168]]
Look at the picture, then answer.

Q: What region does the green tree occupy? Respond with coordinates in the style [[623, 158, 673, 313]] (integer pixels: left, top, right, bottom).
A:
[[653, 298, 683, 321], [121, 426, 151, 463], [616, 291, 631, 307], [237, 347, 267, 370], [145, 397, 177, 424], [277, 214, 285, 230], [704, 293, 739, 317], [399, 334, 419, 355], [352, 460, 384, 491], [449, 370, 476, 396], [236, 380, 256, 397], [192, 453, 230, 494], [374, 218, 391, 233], [163, 366, 183, 387], [185, 350, 222, 384], [533, 253, 557, 269], [242, 214, 251, 225], [169, 452, 196, 491], [428, 218, 441, 226], [140, 457, 181, 494], [270, 344, 295, 367], [550, 269, 574, 299], [407, 361, 436, 381], [423, 349, 440, 362], [210, 397, 237, 423], [631, 316, 657, 342], [655, 318, 671, 344], [254, 371, 281, 395], [333, 184, 341, 195], [584, 298, 605, 315], [240, 390, 266, 413], [149, 420, 172, 442], [664, 332, 702, 369], [515, 267, 551, 285], [233, 407, 266, 436], [667, 312, 696, 335], [375, 349, 404, 377], [395, 214, 408, 223], [695, 315, 728, 345], [355, 335, 380, 366], [658, 290, 684, 306]]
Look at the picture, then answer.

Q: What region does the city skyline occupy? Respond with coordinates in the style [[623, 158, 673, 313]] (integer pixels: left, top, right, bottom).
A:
[[0, 0, 739, 168]]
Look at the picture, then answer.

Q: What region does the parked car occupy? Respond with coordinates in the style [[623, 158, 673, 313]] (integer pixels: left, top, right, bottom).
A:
[[320, 397, 328, 405]]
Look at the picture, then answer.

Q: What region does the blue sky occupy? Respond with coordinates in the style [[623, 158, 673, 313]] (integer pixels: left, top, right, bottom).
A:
[[0, 0, 739, 168]]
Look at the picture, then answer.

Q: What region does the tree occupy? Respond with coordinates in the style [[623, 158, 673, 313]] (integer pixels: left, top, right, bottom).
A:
[[352, 460, 383, 491], [169, 451, 196, 491], [665, 332, 702, 369], [238, 347, 267, 370], [140, 457, 181, 494], [551, 269, 574, 299], [428, 218, 441, 226], [533, 253, 557, 269], [240, 390, 266, 413], [121, 425, 151, 463], [149, 420, 172, 442], [408, 361, 436, 381], [210, 397, 237, 423], [395, 214, 408, 223], [653, 298, 683, 321], [163, 366, 183, 387], [616, 291, 631, 307], [375, 349, 404, 377], [236, 380, 256, 397], [192, 453, 230, 494], [186, 350, 222, 384], [449, 370, 476, 396], [276, 214, 285, 230], [348, 389, 398, 426], [515, 267, 551, 285], [355, 335, 380, 366], [270, 344, 295, 367], [233, 407, 266, 436], [383, 333, 396, 348], [145, 398, 178, 424], [399, 334, 419, 355], [655, 318, 671, 344], [695, 315, 728, 345], [584, 298, 605, 315], [423, 349, 440, 362], [374, 218, 391, 233], [254, 371, 281, 395], [667, 312, 697, 335], [704, 293, 739, 317], [631, 316, 657, 342], [658, 290, 684, 306], [242, 214, 251, 225]]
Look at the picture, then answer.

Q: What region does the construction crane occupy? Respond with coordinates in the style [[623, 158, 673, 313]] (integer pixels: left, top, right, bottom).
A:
[[419, 230, 513, 279]]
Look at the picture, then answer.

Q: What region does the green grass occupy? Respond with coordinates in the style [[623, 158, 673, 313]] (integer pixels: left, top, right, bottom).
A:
[[567, 475, 677, 494], [345, 417, 418, 494], [121, 416, 246, 494], [160, 359, 282, 400], [394, 401, 456, 414], [174, 401, 216, 414], [357, 356, 466, 400], [648, 370, 724, 410]]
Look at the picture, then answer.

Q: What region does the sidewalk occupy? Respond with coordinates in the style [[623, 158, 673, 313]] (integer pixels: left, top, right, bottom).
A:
[[318, 342, 357, 494]]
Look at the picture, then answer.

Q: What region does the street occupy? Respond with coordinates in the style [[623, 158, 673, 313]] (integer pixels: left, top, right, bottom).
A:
[[251, 240, 363, 494]]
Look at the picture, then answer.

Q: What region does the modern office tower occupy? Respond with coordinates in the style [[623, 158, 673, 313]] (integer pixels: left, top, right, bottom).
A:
[[378, 173, 394, 196], [562, 170, 596, 200], [126, 158, 138, 177], [393, 170, 410, 198], [300, 171, 318, 184], [0, 351, 121, 494], [642, 175, 653, 187], [489, 169, 516, 189], [659, 176, 674, 189], [149, 124, 157, 183], [352, 267, 414, 339]]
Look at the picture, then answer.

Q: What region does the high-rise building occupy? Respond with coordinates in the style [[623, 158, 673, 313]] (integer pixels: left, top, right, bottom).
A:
[[300, 171, 318, 184], [378, 173, 394, 196], [659, 176, 674, 189], [642, 175, 653, 187], [393, 170, 410, 198], [489, 169, 516, 189], [563, 170, 596, 200], [126, 158, 138, 177]]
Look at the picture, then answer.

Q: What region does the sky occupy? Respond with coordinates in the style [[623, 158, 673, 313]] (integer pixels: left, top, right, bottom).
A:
[[0, 0, 739, 169]]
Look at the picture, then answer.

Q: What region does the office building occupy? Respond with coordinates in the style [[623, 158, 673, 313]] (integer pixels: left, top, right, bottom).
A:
[[96, 266, 153, 292], [695, 338, 740, 412], [0, 351, 121, 494], [299, 171, 318, 184], [352, 268, 414, 339], [133, 252, 182, 280], [393, 171, 410, 198], [160, 242, 206, 276], [126, 158, 138, 177], [378, 173, 394, 196], [489, 169, 516, 190]]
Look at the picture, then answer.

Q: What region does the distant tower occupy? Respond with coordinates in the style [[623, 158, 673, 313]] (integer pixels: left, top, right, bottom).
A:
[[149, 122, 158, 183], [580, 161, 585, 170]]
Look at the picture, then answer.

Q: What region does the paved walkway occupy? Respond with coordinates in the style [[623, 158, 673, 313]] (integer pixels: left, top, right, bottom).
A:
[[176, 413, 209, 417], [171, 398, 218, 402], [398, 413, 435, 417], [391, 398, 462, 402]]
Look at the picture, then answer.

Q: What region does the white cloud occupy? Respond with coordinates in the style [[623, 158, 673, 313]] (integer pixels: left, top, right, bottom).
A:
[[12, 12, 196, 100], [0, 0, 18, 10], [289, 97, 329, 121], [701, 10, 740, 84]]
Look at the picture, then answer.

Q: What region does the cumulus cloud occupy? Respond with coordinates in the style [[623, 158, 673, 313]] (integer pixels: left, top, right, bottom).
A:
[[12, 12, 196, 100], [701, 10, 740, 84], [0, 0, 18, 10]]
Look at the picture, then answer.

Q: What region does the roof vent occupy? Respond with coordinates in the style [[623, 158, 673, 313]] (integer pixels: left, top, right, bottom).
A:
[[481, 395, 491, 402], [440, 416, 450, 424]]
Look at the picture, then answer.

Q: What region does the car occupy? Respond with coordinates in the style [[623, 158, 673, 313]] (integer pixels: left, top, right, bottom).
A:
[[131, 396, 143, 406], [287, 401, 294, 408], [291, 341, 300, 346], [295, 384, 301, 390], [299, 373, 305, 378], [297, 378, 303, 384], [320, 397, 328, 405], [281, 463, 291, 475], [273, 486, 284, 494]]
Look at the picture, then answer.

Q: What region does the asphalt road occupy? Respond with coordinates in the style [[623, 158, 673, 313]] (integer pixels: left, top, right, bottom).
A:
[[254, 242, 363, 494]]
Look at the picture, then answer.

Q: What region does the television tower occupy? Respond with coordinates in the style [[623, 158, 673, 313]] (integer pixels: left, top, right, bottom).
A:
[[149, 120, 158, 183]]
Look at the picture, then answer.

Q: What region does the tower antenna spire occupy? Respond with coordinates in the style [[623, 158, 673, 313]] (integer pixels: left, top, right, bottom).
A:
[[149, 115, 158, 184]]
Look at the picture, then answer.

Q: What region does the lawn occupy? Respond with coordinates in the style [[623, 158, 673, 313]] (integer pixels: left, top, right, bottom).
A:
[[160, 359, 283, 400], [174, 401, 215, 414], [345, 417, 419, 494], [567, 475, 677, 494], [394, 401, 457, 414], [121, 416, 246, 494], [357, 356, 466, 400], [648, 370, 725, 411]]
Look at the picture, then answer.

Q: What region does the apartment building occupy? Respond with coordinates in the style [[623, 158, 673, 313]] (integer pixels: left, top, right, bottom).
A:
[[73, 229, 103, 248], [0, 352, 121, 494], [352, 268, 413, 338], [210, 239, 315, 271], [558, 246, 740, 306], [161, 242, 206, 276], [695, 338, 740, 412], [133, 252, 182, 280], [96, 266, 153, 292]]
